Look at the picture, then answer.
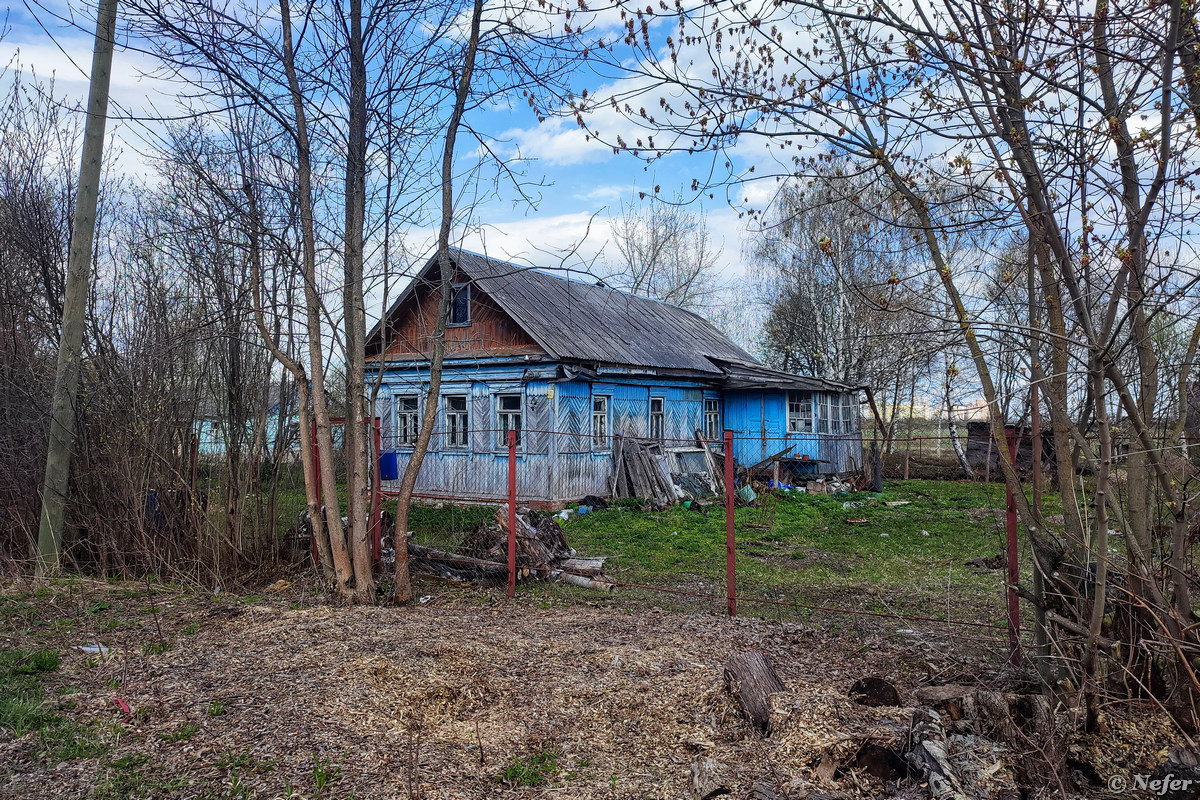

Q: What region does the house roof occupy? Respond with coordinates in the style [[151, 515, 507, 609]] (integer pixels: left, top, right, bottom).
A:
[[370, 249, 754, 374], [367, 248, 862, 393], [714, 359, 866, 393]]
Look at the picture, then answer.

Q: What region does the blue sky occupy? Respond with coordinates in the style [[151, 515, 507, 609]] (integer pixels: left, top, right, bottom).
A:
[[0, 1, 771, 284]]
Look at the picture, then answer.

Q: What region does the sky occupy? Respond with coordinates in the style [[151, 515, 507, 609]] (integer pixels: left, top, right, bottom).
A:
[[0, 0, 779, 344]]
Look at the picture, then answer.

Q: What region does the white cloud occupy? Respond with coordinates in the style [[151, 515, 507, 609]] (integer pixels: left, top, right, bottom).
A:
[[497, 116, 613, 167]]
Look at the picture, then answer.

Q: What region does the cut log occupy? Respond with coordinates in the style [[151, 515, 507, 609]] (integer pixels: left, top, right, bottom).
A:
[[723, 650, 786, 736], [559, 556, 607, 575], [547, 570, 613, 592], [905, 709, 970, 800], [746, 782, 783, 800], [687, 758, 731, 800], [848, 676, 901, 707]]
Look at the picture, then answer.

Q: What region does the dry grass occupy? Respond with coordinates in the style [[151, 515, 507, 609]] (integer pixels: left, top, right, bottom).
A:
[[0, 578, 1181, 799]]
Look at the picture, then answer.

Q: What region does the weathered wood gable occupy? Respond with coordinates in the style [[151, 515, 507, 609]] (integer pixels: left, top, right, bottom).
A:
[[371, 263, 544, 361]]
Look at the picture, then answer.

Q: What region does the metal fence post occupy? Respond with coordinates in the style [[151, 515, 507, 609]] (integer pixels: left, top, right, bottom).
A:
[[507, 428, 517, 599], [1004, 426, 1022, 667], [724, 429, 736, 617]]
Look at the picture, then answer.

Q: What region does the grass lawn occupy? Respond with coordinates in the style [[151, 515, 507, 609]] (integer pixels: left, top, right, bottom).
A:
[[402, 479, 1061, 643]]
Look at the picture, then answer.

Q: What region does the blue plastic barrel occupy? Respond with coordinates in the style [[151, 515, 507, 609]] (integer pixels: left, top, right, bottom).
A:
[[379, 451, 399, 481]]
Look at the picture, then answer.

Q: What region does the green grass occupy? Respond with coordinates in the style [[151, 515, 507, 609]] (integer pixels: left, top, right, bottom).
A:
[[394, 500, 494, 546], [161, 723, 199, 742], [0, 647, 111, 762], [525, 479, 1058, 626], [142, 641, 173, 656], [502, 749, 560, 787]]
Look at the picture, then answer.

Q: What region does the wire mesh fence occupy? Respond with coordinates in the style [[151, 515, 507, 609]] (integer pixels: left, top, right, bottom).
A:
[[367, 427, 1059, 662]]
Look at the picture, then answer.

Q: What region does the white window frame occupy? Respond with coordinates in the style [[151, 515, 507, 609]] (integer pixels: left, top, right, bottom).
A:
[[448, 283, 471, 327], [592, 395, 610, 449], [817, 394, 831, 435], [395, 395, 419, 448], [704, 398, 720, 441], [649, 396, 665, 441], [843, 395, 857, 432], [787, 391, 813, 433], [496, 393, 522, 448], [445, 395, 469, 448]]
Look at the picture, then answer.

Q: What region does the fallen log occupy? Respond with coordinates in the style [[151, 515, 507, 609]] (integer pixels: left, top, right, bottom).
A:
[[546, 570, 614, 592], [905, 709, 970, 800], [559, 556, 607, 576], [723, 650, 786, 736]]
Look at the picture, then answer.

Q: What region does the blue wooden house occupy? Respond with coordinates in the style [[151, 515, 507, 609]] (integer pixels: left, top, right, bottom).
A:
[[365, 249, 864, 504]]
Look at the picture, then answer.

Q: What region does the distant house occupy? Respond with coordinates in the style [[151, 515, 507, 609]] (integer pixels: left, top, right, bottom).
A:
[[364, 249, 864, 504], [193, 382, 299, 461]]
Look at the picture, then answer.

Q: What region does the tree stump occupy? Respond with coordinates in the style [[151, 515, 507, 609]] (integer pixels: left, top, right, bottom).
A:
[[724, 650, 786, 736]]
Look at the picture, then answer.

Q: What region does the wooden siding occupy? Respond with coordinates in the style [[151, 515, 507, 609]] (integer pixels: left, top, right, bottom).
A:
[[371, 365, 861, 503], [724, 389, 863, 475], [379, 265, 543, 360]]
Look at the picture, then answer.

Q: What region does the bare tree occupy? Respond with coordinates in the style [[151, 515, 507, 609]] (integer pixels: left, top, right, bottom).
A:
[[580, 0, 1200, 730], [36, 0, 119, 576], [603, 194, 724, 312]]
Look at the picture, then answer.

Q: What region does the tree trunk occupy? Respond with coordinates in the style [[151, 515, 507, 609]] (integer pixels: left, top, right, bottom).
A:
[[280, 0, 354, 594], [341, 0, 374, 603], [392, 0, 485, 604], [36, 0, 119, 576]]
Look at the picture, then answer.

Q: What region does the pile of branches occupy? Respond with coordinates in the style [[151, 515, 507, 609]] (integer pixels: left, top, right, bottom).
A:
[[405, 505, 609, 590]]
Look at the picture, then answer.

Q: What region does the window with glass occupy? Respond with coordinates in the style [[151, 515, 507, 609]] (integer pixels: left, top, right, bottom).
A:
[[650, 396, 665, 441], [445, 396, 469, 448], [497, 393, 522, 447], [704, 398, 720, 441], [843, 395, 857, 432], [396, 395, 419, 447], [448, 284, 471, 326], [592, 395, 609, 448], [787, 391, 813, 433], [817, 393, 831, 434]]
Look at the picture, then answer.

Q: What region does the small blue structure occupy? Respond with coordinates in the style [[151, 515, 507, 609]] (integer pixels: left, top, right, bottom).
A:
[[365, 249, 864, 504]]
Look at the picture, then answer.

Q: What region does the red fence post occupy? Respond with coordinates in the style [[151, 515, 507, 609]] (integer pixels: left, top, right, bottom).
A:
[[310, 418, 321, 567], [1004, 426, 1022, 667], [507, 428, 517, 599], [370, 417, 382, 563], [724, 429, 736, 617]]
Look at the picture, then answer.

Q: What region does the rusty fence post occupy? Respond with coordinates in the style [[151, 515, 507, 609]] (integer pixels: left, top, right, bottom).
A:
[[1004, 426, 1022, 667], [310, 418, 321, 567], [507, 428, 517, 599], [724, 429, 736, 618], [370, 416, 382, 563]]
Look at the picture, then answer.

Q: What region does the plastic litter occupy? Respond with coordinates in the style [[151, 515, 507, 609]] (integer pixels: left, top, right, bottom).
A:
[[76, 644, 110, 655]]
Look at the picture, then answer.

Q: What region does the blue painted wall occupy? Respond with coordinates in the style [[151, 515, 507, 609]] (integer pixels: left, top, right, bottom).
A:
[[366, 357, 861, 502]]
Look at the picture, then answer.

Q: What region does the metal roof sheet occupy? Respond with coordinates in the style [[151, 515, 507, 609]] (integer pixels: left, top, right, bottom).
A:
[[393, 249, 756, 373]]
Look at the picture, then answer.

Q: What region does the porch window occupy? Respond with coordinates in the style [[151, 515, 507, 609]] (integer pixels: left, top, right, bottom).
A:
[[817, 394, 831, 435], [650, 396, 665, 441], [843, 395, 857, 432], [592, 395, 609, 448], [787, 391, 813, 433], [448, 283, 471, 326], [445, 396, 469, 448], [497, 393, 522, 447], [704, 398, 720, 441], [396, 395, 419, 447]]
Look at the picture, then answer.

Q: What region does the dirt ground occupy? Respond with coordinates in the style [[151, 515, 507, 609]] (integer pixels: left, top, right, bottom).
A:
[[0, 579, 1183, 799]]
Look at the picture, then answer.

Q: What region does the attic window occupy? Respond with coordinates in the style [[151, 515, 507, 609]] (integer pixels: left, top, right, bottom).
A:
[[448, 284, 471, 326]]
